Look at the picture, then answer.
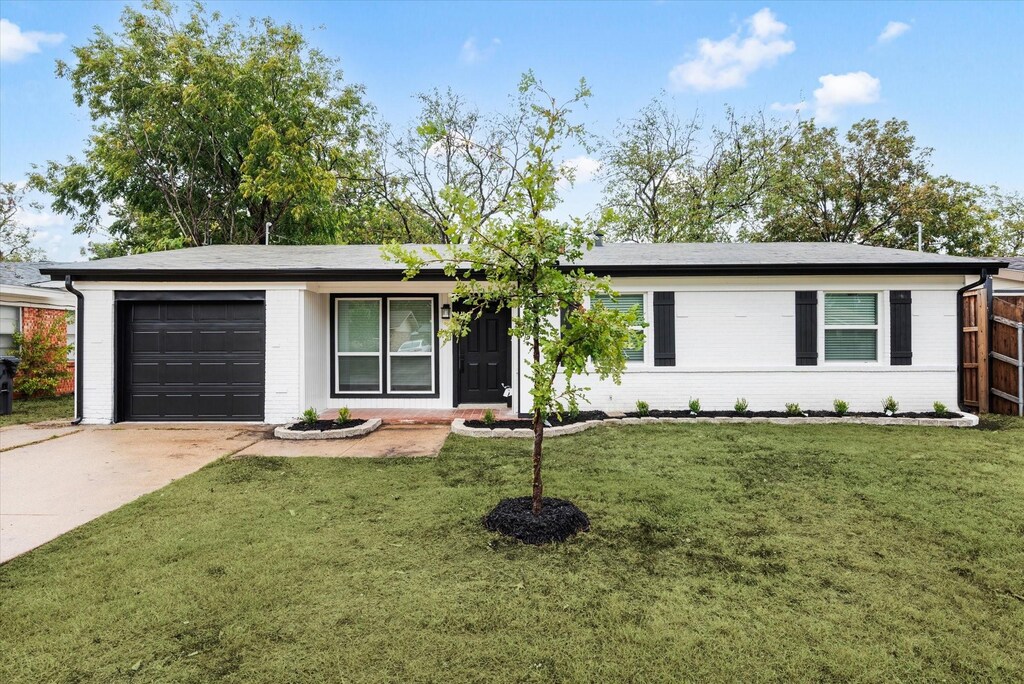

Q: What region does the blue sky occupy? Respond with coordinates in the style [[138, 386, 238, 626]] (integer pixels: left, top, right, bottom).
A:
[[1, 0, 1022, 261]]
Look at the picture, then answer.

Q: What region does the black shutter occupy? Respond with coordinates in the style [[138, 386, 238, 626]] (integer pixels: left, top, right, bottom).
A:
[[795, 291, 818, 366], [653, 291, 676, 367], [890, 290, 912, 365]]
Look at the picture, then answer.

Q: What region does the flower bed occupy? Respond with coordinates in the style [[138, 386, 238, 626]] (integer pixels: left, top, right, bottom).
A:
[[463, 410, 608, 430], [274, 418, 382, 440], [452, 410, 978, 438]]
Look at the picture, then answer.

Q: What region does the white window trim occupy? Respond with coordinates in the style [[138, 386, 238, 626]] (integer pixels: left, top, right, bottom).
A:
[[821, 291, 882, 365], [0, 305, 20, 355], [335, 297, 383, 395], [386, 297, 435, 395]]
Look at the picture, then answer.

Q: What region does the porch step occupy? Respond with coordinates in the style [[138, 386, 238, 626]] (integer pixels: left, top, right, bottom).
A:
[[322, 408, 517, 426]]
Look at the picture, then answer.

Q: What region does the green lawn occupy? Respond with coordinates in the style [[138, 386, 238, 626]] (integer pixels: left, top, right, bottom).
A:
[[0, 395, 74, 427], [2, 420, 1023, 682]]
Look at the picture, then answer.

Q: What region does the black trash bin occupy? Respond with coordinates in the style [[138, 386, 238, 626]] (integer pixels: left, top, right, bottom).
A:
[[0, 356, 20, 416]]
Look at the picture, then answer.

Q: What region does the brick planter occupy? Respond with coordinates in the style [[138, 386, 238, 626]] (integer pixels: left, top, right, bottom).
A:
[[451, 412, 979, 438]]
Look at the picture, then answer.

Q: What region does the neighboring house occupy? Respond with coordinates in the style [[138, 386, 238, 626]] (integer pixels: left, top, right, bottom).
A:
[[39, 243, 1003, 424], [0, 262, 77, 396], [987, 257, 1024, 294]]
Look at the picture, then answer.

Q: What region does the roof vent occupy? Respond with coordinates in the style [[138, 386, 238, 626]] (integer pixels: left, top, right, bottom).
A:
[[594, 230, 604, 247]]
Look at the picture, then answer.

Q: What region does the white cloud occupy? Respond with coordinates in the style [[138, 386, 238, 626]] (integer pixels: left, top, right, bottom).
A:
[[668, 8, 795, 91], [15, 209, 64, 230], [772, 71, 881, 122], [813, 71, 881, 122], [459, 37, 501, 65], [560, 155, 602, 183], [0, 18, 65, 62], [877, 21, 911, 43]]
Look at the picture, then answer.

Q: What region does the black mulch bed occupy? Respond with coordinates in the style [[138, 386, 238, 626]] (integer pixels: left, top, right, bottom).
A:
[[625, 409, 960, 419], [483, 497, 590, 545], [285, 419, 367, 432], [464, 410, 609, 430]]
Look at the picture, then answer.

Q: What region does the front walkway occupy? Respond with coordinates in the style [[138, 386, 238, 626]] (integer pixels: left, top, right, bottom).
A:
[[329, 406, 516, 424]]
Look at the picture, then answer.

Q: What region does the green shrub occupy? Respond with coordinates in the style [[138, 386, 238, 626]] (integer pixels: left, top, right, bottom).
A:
[[933, 401, 948, 417], [785, 402, 802, 417], [833, 399, 849, 416], [882, 396, 899, 414], [10, 313, 74, 398], [482, 409, 496, 426], [688, 397, 701, 413], [302, 407, 319, 426], [334, 407, 352, 425], [734, 397, 749, 413], [635, 400, 650, 417]]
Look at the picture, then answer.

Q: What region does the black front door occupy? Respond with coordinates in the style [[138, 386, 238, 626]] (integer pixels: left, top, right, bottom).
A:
[[456, 307, 511, 404]]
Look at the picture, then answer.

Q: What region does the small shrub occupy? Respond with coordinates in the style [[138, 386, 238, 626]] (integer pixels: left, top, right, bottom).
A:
[[482, 409, 496, 426], [302, 407, 319, 426], [833, 399, 849, 416], [882, 396, 899, 414], [734, 397, 749, 413], [933, 401, 948, 417], [688, 397, 701, 414], [785, 402, 802, 417], [635, 400, 650, 417], [567, 403, 580, 420], [334, 407, 352, 425], [10, 313, 74, 398]]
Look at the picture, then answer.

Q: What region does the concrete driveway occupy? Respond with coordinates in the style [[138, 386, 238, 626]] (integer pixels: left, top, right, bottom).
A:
[[0, 424, 265, 563]]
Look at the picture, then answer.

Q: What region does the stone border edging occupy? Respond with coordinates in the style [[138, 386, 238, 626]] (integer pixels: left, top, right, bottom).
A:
[[274, 418, 382, 440], [451, 412, 978, 438]]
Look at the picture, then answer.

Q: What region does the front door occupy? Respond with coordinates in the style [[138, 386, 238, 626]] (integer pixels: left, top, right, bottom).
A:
[[456, 307, 511, 404]]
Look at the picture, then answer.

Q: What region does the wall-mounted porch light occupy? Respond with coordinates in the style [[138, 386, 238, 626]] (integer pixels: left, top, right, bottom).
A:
[[441, 303, 452, 319]]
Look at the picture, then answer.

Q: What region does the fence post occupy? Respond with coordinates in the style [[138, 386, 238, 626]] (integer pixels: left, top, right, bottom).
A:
[[978, 294, 989, 414]]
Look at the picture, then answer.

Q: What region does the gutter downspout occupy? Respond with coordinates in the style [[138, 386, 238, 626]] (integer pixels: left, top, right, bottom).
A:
[[64, 276, 84, 425], [957, 269, 989, 414]]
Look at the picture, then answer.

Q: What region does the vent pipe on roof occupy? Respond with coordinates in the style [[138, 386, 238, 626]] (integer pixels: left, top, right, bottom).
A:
[[594, 230, 604, 247]]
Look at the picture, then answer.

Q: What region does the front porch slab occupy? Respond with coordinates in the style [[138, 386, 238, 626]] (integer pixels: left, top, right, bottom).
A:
[[236, 424, 450, 458]]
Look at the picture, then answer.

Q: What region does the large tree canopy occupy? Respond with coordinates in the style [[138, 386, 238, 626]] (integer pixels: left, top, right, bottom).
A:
[[29, 0, 374, 254]]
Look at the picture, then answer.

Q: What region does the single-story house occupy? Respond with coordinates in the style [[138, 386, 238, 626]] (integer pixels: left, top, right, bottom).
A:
[[0, 262, 77, 396], [39, 243, 1006, 424]]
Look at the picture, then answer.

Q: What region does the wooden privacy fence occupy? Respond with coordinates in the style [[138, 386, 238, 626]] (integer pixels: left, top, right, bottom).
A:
[[962, 292, 1024, 416]]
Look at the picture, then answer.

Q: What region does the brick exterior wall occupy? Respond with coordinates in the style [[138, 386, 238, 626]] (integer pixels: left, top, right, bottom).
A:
[[16, 306, 75, 397]]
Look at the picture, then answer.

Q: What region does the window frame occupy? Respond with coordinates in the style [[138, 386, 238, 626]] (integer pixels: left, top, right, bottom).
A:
[[386, 297, 436, 395], [589, 291, 650, 365], [330, 294, 440, 398], [0, 305, 20, 355], [821, 291, 882, 364], [66, 309, 76, 361]]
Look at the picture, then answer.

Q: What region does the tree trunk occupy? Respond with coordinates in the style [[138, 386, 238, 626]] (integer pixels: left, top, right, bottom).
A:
[[531, 331, 543, 516]]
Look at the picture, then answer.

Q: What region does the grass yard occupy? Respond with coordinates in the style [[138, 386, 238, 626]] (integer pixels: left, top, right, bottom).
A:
[[0, 395, 74, 427], [2, 420, 1023, 682]]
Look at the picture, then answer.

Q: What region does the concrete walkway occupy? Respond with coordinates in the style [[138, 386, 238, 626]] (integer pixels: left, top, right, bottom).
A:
[[0, 424, 263, 563], [235, 424, 450, 458]]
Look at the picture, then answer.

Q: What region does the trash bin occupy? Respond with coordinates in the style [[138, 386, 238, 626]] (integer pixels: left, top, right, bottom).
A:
[[0, 356, 20, 416]]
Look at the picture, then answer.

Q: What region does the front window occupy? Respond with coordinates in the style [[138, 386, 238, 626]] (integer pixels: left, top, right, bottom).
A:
[[0, 305, 18, 355], [824, 293, 878, 362], [593, 293, 645, 362], [334, 296, 436, 395]]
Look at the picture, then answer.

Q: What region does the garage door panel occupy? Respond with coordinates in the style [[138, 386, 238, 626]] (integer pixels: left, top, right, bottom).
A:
[[123, 299, 265, 421]]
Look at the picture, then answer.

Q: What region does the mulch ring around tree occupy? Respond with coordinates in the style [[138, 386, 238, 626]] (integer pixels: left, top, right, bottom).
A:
[[483, 497, 591, 545], [285, 419, 367, 432], [464, 410, 608, 430]]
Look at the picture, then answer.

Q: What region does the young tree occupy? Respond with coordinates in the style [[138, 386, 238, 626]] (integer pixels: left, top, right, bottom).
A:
[[599, 98, 787, 243], [29, 0, 375, 253], [0, 182, 46, 262], [386, 73, 642, 520]]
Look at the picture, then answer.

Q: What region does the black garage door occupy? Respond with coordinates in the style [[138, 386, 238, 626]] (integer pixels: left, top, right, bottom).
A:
[[120, 298, 265, 421]]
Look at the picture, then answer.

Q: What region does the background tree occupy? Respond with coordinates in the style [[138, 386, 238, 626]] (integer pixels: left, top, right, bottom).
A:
[[387, 73, 642, 526], [742, 118, 1007, 255], [988, 188, 1023, 255], [0, 182, 46, 262], [369, 87, 534, 243], [29, 0, 376, 254], [599, 98, 787, 243]]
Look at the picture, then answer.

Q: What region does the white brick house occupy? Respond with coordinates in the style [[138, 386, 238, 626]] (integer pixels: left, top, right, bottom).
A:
[[39, 243, 1005, 424]]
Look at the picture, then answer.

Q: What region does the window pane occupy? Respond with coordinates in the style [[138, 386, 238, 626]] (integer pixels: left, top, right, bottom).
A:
[[0, 306, 18, 335], [337, 300, 380, 353], [337, 355, 380, 392], [825, 329, 877, 361], [594, 294, 644, 361], [389, 299, 433, 353], [825, 293, 877, 325], [390, 356, 432, 392]]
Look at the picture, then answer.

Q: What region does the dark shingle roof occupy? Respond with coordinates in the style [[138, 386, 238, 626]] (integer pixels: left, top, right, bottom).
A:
[[1004, 257, 1024, 272], [0, 262, 53, 287], [38, 243, 1006, 281]]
